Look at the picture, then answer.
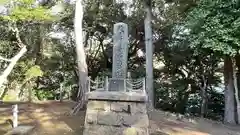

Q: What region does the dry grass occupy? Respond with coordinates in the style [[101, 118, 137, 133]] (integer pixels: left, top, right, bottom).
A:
[[0, 101, 240, 135]]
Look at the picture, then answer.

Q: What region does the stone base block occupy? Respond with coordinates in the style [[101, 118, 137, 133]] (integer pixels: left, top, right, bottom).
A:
[[83, 125, 148, 135], [83, 92, 149, 135]]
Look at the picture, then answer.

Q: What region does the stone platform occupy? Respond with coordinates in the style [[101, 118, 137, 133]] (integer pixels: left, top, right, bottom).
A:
[[83, 91, 149, 135]]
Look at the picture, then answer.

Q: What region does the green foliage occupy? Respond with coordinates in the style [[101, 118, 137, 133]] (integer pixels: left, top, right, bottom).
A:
[[1, 0, 54, 22], [186, 0, 240, 56], [0, 0, 9, 4], [35, 89, 54, 100], [24, 65, 43, 80], [3, 94, 15, 101], [0, 0, 230, 121]]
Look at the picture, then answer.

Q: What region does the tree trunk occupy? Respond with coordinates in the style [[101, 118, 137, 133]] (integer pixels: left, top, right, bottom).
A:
[[144, 0, 154, 109], [235, 55, 240, 99], [200, 75, 207, 118], [224, 56, 236, 124], [35, 24, 44, 89], [0, 46, 27, 88], [232, 58, 240, 123], [176, 84, 191, 114], [71, 0, 88, 114]]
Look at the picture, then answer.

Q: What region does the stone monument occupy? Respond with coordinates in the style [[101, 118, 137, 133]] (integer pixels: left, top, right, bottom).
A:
[[112, 23, 128, 78], [109, 23, 128, 91], [83, 23, 149, 135]]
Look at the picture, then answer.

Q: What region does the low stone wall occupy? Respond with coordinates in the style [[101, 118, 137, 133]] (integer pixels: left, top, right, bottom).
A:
[[83, 92, 149, 135]]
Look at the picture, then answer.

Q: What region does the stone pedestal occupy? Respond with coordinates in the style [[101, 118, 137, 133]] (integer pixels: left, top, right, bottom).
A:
[[83, 91, 149, 135]]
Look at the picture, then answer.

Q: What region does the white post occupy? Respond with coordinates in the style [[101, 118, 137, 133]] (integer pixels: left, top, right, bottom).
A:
[[143, 77, 146, 94], [60, 83, 63, 102], [12, 104, 18, 128], [127, 72, 132, 92], [124, 79, 127, 92], [96, 76, 99, 90], [105, 76, 109, 91], [127, 72, 131, 78], [88, 77, 91, 92]]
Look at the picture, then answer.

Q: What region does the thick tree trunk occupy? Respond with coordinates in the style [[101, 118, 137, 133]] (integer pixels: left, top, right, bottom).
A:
[[235, 55, 240, 98], [232, 58, 240, 123], [200, 89, 207, 117], [176, 84, 191, 114], [71, 0, 88, 114], [200, 75, 207, 118], [224, 56, 236, 124], [35, 25, 44, 89], [144, 0, 154, 109]]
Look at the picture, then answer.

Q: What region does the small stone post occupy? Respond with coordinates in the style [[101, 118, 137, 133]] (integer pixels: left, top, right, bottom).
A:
[[143, 77, 146, 94], [60, 83, 63, 102], [127, 72, 132, 92], [96, 76, 99, 89], [12, 104, 18, 128], [124, 79, 126, 92], [127, 72, 131, 78], [88, 77, 91, 92], [105, 76, 109, 91]]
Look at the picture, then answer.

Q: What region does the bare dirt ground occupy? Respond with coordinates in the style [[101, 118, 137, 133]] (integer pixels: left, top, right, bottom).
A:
[[0, 101, 240, 135]]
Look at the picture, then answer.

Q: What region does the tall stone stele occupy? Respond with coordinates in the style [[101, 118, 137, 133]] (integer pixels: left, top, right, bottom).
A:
[[109, 23, 129, 91], [83, 23, 149, 135], [112, 22, 128, 78]]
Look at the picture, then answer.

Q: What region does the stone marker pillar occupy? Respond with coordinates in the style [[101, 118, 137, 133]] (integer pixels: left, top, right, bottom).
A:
[[109, 23, 129, 91], [112, 22, 128, 78]]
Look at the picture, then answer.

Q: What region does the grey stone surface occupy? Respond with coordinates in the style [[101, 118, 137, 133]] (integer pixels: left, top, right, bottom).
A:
[[84, 100, 149, 135], [122, 127, 148, 135], [97, 111, 122, 126], [85, 109, 98, 124], [88, 101, 110, 111], [110, 102, 130, 112], [87, 91, 148, 102], [122, 114, 149, 128], [112, 23, 129, 79], [108, 79, 125, 91], [83, 125, 148, 135], [131, 103, 147, 114], [83, 125, 122, 135]]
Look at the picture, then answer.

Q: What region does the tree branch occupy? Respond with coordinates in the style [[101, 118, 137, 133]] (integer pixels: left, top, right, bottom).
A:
[[0, 26, 27, 87], [9, 24, 24, 47], [0, 56, 12, 62], [0, 46, 27, 87]]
